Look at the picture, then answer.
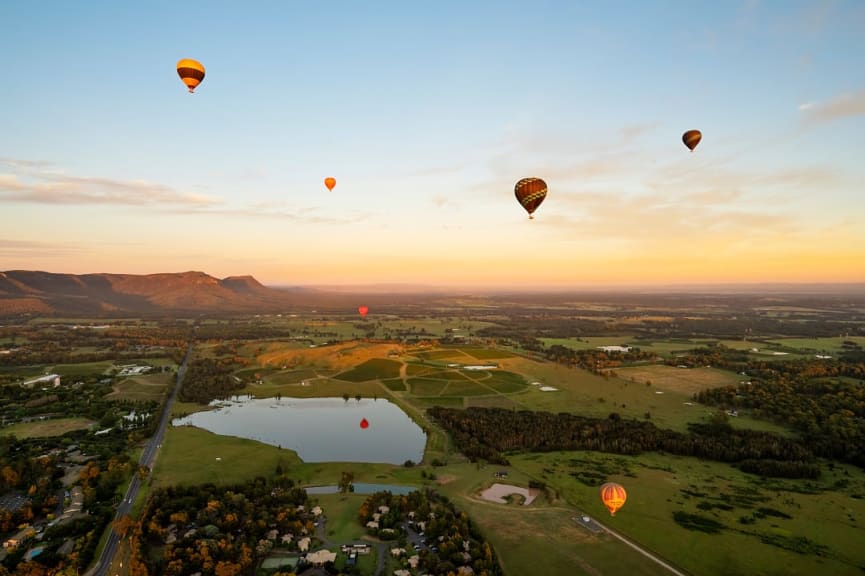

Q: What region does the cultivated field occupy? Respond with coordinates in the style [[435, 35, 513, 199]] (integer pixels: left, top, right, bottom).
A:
[[107, 372, 171, 402], [614, 365, 742, 395], [1, 417, 95, 438]]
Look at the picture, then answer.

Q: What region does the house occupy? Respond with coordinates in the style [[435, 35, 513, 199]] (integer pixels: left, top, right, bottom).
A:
[[597, 346, 632, 353], [4, 526, 36, 549], [306, 550, 336, 566]]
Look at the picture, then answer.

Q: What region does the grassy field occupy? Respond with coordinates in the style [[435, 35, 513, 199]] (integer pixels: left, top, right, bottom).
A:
[[107, 372, 171, 402], [762, 336, 865, 354], [1, 417, 95, 437], [151, 426, 301, 488], [313, 493, 370, 541], [506, 451, 865, 576], [614, 365, 741, 395], [334, 358, 402, 382]]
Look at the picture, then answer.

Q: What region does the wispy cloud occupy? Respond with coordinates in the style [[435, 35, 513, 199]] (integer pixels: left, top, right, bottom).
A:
[[0, 171, 221, 206], [800, 90, 865, 123], [0, 238, 84, 258]]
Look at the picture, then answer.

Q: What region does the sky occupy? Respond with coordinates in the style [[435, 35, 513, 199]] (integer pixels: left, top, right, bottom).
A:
[[2, 0, 864, 289]]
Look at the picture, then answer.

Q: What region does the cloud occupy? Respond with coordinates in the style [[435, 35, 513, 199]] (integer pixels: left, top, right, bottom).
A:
[[0, 171, 221, 206], [800, 90, 865, 123], [0, 238, 84, 258]]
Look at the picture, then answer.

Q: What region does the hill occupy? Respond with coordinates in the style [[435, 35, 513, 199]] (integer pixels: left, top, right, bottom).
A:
[[0, 270, 303, 316]]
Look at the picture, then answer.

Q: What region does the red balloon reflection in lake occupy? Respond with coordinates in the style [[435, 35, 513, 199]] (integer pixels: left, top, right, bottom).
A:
[[360, 418, 369, 429]]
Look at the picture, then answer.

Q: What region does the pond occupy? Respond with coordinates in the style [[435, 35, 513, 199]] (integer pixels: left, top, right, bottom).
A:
[[172, 396, 426, 464], [305, 483, 417, 495]]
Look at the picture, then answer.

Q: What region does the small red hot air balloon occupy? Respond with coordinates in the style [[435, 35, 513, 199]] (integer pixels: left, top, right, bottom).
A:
[[358, 306, 369, 318], [324, 177, 336, 191], [360, 418, 369, 429]]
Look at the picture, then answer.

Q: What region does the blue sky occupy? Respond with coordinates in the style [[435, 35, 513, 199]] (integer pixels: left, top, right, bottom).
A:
[[2, 1, 864, 287]]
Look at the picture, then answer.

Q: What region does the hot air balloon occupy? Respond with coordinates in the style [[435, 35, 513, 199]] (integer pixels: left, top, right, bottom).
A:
[[682, 130, 702, 152], [358, 306, 369, 318], [360, 418, 369, 429], [324, 177, 336, 191], [514, 178, 547, 219], [177, 58, 206, 94], [600, 482, 627, 516]]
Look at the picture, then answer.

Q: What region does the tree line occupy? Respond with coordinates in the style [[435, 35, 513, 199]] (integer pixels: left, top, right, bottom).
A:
[[428, 406, 821, 479]]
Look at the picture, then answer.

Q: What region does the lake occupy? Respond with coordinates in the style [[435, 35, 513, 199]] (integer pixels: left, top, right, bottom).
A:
[[172, 396, 426, 464]]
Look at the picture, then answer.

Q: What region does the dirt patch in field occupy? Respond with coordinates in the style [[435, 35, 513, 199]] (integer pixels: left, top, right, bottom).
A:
[[480, 483, 540, 505], [435, 474, 457, 485]]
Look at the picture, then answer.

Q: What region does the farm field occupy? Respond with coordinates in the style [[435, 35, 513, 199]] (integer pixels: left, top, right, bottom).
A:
[[1, 417, 95, 438], [507, 451, 865, 576], [107, 372, 171, 402]]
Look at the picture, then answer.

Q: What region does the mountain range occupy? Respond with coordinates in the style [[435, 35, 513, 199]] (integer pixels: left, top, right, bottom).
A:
[[0, 270, 314, 316]]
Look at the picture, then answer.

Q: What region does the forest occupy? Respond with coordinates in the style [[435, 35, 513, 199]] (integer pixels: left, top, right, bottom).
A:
[[427, 407, 822, 479]]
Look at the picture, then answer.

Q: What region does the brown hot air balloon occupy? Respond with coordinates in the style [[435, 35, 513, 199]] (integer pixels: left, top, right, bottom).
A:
[[177, 58, 206, 94], [514, 178, 547, 219], [600, 482, 627, 516], [682, 130, 702, 152], [324, 177, 336, 191]]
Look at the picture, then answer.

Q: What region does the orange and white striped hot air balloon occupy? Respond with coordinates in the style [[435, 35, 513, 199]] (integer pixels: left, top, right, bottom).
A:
[[600, 482, 627, 516], [177, 58, 205, 94]]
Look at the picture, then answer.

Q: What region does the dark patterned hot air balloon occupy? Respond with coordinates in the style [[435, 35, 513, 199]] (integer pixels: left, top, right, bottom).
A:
[[682, 130, 702, 152], [324, 177, 336, 191], [600, 482, 627, 516], [358, 306, 369, 318], [514, 178, 547, 219], [177, 58, 206, 94]]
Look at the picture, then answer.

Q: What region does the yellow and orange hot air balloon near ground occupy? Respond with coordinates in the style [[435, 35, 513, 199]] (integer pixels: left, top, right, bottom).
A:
[[600, 482, 627, 516], [682, 129, 702, 152], [177, 58, 206, 94], [514, 177, 547, 219], [324, 177, 336, 192]]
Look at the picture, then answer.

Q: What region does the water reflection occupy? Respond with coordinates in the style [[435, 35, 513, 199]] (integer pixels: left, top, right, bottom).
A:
[[172, 396, 426, 464]]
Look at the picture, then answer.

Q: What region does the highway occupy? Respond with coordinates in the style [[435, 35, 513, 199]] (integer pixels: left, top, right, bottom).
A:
[[86, 342, 193, 576]]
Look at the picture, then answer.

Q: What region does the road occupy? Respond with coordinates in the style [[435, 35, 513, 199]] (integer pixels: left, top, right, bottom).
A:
[[86, 342, 194, 576]]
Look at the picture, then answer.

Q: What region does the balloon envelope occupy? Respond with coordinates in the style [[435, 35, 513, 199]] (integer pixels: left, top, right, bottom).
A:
[[358, 306, 369, 318], [360, 418, 369, 429], [682, 130, 702, 152], [324, 177, 336, 191], [514, 178, 547, 219], [600, 482, 627, 516], [177, 58, 205, 93]]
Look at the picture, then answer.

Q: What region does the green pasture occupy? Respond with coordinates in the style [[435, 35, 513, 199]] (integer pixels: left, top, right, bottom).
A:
[[50, 361, 116, 377], [762, 337, 865, 354], [151, 426, 301, 488], [495, 357, 785, 434], [614, 365, 742, 396], [458, 347, 516, 359], [414, 349, 472, 361], [1, 417, 95, 438], [312, 493, 370, 542], [507, 451, 865, 576], [440, 380, 494, 397], [540, 336, 639, 351], [261, 368, 321, 385], [108, 373, 171, 402], [333, 358, 402, 382]]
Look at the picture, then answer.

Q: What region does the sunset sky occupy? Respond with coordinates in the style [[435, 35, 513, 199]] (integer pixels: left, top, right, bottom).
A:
[[2, 1, 864, 289]]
